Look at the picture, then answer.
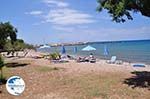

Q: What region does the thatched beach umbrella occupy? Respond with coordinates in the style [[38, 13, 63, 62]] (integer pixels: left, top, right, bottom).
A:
[[82, 45, 96, 51]]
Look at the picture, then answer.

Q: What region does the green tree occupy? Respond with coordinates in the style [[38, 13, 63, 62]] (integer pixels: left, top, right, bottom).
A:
[[0, 22, 17, 51], [13, 39, 25, 51], [97, 0, 150, 22], [5, 39, 35, 51]]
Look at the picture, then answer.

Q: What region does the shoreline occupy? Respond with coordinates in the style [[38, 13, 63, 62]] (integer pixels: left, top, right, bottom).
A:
[[2, 50, 150, 66], [60, 53, 150, 66], [3, 51, 150, 72], [49, 39, 150, 47]]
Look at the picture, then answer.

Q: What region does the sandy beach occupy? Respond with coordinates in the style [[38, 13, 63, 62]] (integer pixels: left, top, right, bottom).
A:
[[0, 51, 150, 99]]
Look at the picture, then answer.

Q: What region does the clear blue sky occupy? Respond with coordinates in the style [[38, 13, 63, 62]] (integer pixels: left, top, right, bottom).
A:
[[0, 0, 150, 44]]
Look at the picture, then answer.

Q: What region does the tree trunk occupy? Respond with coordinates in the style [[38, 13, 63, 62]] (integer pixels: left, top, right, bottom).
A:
[[0, 69, 3, 79], [0, 68, 3, 84]]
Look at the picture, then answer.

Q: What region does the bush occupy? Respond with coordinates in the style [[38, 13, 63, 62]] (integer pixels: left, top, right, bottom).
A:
[[50, 52, 61, 60], [4, 39, 35, 52]]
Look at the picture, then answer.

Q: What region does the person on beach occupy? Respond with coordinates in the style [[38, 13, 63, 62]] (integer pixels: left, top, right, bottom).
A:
[[89, 53, 96, 63], [89, 53, 94, 58]]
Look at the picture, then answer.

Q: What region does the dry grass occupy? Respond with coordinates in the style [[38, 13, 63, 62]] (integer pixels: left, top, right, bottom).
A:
[[0, 58, 150, 99], [47, 72, 150, 99], [35, 66, 64, 72]]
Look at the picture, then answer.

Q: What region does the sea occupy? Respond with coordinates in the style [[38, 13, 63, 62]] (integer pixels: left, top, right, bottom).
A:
[[37, 40, 150, 65]]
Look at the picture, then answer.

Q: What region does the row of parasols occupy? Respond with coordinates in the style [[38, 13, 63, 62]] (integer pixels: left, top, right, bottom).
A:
[[39, 45, 109, 56]]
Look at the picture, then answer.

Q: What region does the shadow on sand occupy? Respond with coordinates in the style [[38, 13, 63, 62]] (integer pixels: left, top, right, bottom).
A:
[[0, 78, 7, 94], [0, 79, 7, 94], [0, 78, 7, 85], [5, 62, 29, 68], [124, 71, 150, 90]]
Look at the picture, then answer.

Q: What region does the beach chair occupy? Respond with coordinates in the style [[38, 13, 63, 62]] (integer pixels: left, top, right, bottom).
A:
[[89, 57, 96, 63], [116, 60, 123, 65], [106, 56, 117, 64], [76, 57, 84, 62], [133, 64, 145, 67], [76, 57, 89, 62], [51, 59, 69, 63], [32, 55, 44, 59], [51, 55, 69, 63], [67, 55, 76, 60]]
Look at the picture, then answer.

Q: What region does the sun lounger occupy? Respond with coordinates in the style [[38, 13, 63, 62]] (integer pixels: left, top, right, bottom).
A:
[[51, 56, 69, 63], [133, 64, 145, 67], [51, 59, 69, 63], [52, 59, 69, 63], [76, 56, 96, 63], [76, 57, 89, 62], [106, 56, 117, 64], [116, 60, 123, 65], [89, 58, 96, 63], [76, 57, 85, 62], [32, 56, 44, 59], [67, 55, 76, 60]]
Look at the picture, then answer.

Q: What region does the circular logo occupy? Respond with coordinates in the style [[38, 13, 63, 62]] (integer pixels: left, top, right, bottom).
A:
[[6, 76, 25, 96]]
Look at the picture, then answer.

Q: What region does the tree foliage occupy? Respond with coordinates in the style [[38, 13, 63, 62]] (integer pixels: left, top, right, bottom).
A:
[[0, 22, 35, 52], [97, 0, 150, 22], [0, 22, 17, 50], [4, 39, 35, 52]]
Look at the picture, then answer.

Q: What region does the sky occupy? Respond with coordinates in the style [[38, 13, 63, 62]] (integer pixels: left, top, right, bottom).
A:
[[0, 0, 150, 44]]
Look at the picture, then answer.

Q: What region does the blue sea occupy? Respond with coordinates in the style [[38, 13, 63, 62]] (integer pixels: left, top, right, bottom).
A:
[[38, 40, 150, 65]]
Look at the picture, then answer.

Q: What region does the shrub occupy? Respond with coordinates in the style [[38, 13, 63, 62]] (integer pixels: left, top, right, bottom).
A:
[[50, 52, 61, 60]]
